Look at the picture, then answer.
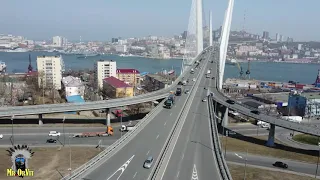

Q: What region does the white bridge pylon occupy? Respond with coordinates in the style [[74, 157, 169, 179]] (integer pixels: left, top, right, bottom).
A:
[[182, 0, 203, 74], [218, 0, 234, 90]]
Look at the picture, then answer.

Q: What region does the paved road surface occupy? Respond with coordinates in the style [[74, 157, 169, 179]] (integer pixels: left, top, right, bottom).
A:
[[82, 51, 210, 180], [160, 66, 220, 180], [0, 126, 123, 146], [226, 151, 320, 177], [228, 124, 290, 136]]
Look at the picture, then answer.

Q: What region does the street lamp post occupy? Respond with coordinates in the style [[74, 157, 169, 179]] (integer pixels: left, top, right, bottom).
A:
[[11, 115, 14, 146], [120, 107, 123, 137], [62, 116, 65, 147], [225, 130, 228, 157], [68, 132, 72, 177], [244, 149, 248, 180], [315, 140, 320, 178]]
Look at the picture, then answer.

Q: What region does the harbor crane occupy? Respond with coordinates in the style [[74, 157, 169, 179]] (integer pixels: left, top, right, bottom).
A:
[[236, 61, 244, 79], [245, 60, 251, 79]]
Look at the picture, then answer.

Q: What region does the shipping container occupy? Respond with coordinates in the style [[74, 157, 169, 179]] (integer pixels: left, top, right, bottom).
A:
[[260, 82, 266, 85], [274, 83, 283, 87], [237, 84, 248, 88], [276, 102, 283, 107], [249, 84, 257, 89], [287, 84, 296, 88], [303, 86, 312, 90], [296, 84, 305, 89]]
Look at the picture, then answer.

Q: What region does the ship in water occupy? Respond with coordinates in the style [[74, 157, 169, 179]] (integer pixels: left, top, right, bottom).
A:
[[6, 48, 29, 52], [226, 59, 237, 65], [77, 53, 100, 59], [0, 61, 7, 73]]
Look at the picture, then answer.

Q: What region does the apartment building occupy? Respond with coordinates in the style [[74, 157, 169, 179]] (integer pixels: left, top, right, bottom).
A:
[[37, 55, 64, 90], [116, 69, 140, 87], [94, 60, 117, 89]]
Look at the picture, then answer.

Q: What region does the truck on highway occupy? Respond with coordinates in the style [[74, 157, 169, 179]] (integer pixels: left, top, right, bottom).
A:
[[112, 109, 123, 117], [164, 94, 175, 109], [176, 88, 182, 96], [120, 124, 136, 132], [281, 116, 302, 123], [73, 126, 114, 137]]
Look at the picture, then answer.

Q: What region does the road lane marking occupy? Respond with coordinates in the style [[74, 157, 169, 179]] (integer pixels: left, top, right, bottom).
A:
[[176, 171, 180, 178], [170, 113, 172, 116], [175, 105, 176, 107], [146, 150, 150, 155], [107, 155, 135, 180], [156, 134, 159, 139], [133, 172, 137, 179], [192, 164, 199, 180], [164, 121, 167, 126], [235, 153, 243, 159], [181, 153, 184, 160]]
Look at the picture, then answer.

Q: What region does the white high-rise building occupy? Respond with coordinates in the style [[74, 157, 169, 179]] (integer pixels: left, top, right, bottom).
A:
[[37, 56, 64, 90], [52, 36, 63, 47], [94, 60, 117, 88]]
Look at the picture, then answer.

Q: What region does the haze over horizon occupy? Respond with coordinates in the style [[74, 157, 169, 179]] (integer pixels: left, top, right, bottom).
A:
[[0, 0, 318, 41]]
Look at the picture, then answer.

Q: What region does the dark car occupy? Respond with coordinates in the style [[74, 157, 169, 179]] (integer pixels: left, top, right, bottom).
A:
[[273, 161, 288, 169], [226, 99, 235, 104], [251, 110, 260, 115], [178, 81, 183, 85], [46, 139, 57, 143]]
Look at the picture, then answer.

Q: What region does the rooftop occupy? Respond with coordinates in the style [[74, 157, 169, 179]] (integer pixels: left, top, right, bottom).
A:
[[62, 76, 83, 87], [146, 74, 170, 84], [117, 69, 140, 74], [104, 76, 132, 88]]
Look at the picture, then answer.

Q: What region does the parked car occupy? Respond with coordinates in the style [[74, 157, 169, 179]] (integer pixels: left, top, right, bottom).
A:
[[0, 134, 3, 139], [273, 161, 288, 169]]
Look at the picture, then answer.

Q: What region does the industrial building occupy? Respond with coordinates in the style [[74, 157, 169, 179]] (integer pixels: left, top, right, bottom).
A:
[[103, 76, 133, 98], [116, 69, 140, 87], [36, 55, 64, 90], [95, 60, 117, 89]]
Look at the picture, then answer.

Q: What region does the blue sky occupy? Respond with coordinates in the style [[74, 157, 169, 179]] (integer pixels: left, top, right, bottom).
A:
[[0, 0, 318, 41]]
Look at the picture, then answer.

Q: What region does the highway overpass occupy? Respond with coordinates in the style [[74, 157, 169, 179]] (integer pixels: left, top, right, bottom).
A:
[[61, 45, 230, 180]]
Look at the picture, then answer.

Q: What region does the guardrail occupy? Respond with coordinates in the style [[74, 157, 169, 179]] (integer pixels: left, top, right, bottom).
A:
[[61, 46, 215, 180], [61, 98, 166, 180], [149, 55, 206, 179], [208, 95, 233, 180]]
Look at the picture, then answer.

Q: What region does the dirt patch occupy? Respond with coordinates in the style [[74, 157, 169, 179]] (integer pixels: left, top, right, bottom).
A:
[[229, 164, 314, 180], [221, 136, 318, 163], [0, 147, 102, 180]]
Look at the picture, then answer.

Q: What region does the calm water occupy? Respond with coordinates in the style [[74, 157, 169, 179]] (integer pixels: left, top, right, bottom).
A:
[[0, 52, 318, 84]]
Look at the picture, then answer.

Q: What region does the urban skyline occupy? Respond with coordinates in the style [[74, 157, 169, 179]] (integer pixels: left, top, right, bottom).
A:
[[1, 0, 319, 41]]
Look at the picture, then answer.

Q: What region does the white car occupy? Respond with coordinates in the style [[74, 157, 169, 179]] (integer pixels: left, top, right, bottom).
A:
[[192, 78, 196, 82], [48, 131, 61, 137], [202, 98, 207, 102], [0, 134, 3, 139]]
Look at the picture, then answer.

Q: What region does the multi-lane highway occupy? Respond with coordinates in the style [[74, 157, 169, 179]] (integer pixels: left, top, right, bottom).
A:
[[159, 61, 220, 180], [79, 49, 212, 180], [0, 126, 122, 146]]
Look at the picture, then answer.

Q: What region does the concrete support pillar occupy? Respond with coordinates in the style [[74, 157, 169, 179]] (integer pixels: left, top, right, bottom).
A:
[[222, 107, 229, 127], [106, 108, 111, 126], [266, 124, 276, 147], [38, 114, 43, 126]]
